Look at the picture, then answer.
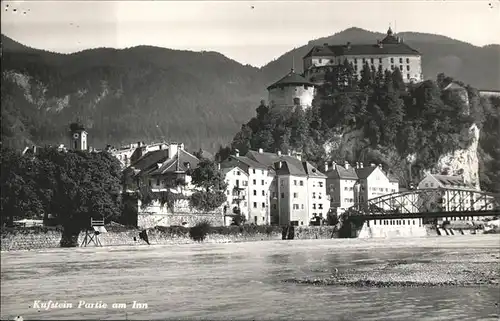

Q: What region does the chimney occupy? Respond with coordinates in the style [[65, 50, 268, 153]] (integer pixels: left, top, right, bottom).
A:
[[217, 163, 221, 171], [137, 141, 141, 147], [356, 162, 360, 169], [370, 163, 376, 167], [344, 161, 349, 170], [360, 162, 364, 168], [258, 148, 263, 154], [378, 164, 383, 169], [277, 151, 282, 157], [287, 150, 292, 156], [332, 161, 336, 169], [324, 162, 329, 172], [235, 149, 240, 157]]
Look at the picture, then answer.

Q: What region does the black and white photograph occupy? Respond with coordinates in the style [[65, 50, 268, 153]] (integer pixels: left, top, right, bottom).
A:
[[1, 0, 499, 320]]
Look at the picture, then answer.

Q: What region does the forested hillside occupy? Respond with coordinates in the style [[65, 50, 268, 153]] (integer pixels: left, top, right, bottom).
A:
[[1, 27, 499, 153], [224, 64, 500, 193]]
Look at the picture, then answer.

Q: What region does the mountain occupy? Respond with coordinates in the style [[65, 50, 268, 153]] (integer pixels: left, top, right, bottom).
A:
[[261, 27, 500, 91], [1, 27, 499, 152], [1, 34, 267, 151]]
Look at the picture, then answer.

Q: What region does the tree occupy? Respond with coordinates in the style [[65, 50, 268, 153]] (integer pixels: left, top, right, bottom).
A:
[[191, 158, 228, 193], [43, 149, 122, 246]]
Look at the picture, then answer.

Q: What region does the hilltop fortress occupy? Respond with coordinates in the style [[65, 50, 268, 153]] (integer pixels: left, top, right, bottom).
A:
[[268, 27, 423, 109]]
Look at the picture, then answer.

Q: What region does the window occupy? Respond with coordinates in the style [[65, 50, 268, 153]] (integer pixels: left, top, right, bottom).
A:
[[312, 204, 316, 209], [407, 73, 410, 80], [354, 58, 358, 64], [236, 170, 240, 176], [312, 182, 316, 187], [244, 202, 247, 207], [330, 59, 334, 63], [312, 192, 316, 199], [272, 204, 277, 209], [262, 170, 265, 175], [390, 58, 394, 63], [319, 58, 322, 63], [253, 202, 257, 208], [227, 190, 230, 195], [253, 179, 256, 185], [243, 181, 248, 186], [293, 204, 299, 210], [344, 187, 348, 191], [293, 192, 298, 198], [293, 97, 301, 106], [301, 204, 304, 209], [362, 58, 366, 63], [262, 202, 265, 208], [399, 58, 403, 63], [299, 180, 304, 186], [406, 65, 410, 71], [425, 183, 429, 187], [319, 204, 323, 209], [281, 193, 284, 198], [149, 180, 152, 187], [156, 178, 160, 186], [379, 58, 382, 63], [252, 169, 256, 174], [253, 190, 257, 196], [262, 190, 265, 196], [370, 58, 374, 64], [280, 179, 284, 186], [399, 65, 403, 71], [261, 180, 265, 185], [406, 58, 410, 63], [272, 192, 277, 198], [391, 65, 395, 70], [294, 180, 297, 186]]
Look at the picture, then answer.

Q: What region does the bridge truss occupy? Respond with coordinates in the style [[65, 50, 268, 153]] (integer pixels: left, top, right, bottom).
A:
[[344, 188, 500, 220]]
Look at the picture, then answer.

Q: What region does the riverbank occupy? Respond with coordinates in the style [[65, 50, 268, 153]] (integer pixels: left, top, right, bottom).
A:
[[284, 249, 500, 288], [0, 225, 339, 251]]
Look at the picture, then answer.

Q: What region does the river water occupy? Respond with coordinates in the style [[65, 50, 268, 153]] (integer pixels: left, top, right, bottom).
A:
[[1, 235, 499, 320]]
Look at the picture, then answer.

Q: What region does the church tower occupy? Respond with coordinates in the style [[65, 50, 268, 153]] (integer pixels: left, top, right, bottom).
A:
[[69, 122, 88, 151]]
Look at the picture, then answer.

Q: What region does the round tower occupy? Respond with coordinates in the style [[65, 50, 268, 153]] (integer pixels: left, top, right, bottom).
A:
[[267, 69, 316, 109], [69, 122, 88, 151]]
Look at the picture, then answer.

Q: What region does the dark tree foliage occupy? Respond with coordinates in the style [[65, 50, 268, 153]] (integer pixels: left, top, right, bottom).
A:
[[189, 158, 228, 211], [225, 68, 494, 190], [0, 147, 123, 246]]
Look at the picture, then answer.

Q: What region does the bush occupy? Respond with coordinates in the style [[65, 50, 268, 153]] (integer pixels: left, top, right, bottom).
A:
[[189, 220, 212, 242]]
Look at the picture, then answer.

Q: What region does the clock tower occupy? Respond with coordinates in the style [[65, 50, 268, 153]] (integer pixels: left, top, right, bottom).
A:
[[69, 122, 88, 151]]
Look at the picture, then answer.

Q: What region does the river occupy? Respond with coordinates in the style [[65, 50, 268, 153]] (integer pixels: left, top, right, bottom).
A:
[[1, 235, 499, 320]]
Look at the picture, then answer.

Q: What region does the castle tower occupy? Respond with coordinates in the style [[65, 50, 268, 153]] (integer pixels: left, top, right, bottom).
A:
[[69, 122, 88, 151], [267, 68, 316, 109]]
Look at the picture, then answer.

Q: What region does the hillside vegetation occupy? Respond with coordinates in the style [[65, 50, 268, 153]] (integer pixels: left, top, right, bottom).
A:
[[1, 27, 499, 153], [225, 64, 500, 193]]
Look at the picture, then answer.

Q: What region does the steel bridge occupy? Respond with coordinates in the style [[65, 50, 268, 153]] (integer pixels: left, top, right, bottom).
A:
[[343, 188, 500, 220]]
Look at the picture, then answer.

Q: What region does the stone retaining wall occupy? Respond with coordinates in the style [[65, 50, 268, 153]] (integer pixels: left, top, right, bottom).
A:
[[0, 226, 339, 252]]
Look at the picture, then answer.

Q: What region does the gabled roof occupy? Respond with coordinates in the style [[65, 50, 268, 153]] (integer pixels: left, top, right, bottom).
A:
[[128, 149, 170, 171], [148, 149, 199, 175], [430, 174, 475, 189], [355, 166, 378, 179], [267, 69, 315, 90], [304, 43, 420, 59], [246, 150, 325, 178], [326, 164, 358, 180]]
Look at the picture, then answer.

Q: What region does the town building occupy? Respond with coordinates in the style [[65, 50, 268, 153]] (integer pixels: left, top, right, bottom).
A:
[[69, 122, 88, 151], [417, 173, 495, 222], [326, 161, 399, 215], [267, 68, 316, 109], [220, 152, 273, 225], [302, 27, 423, 85], [237, 148, 329, 226], [107, 142, 185, 168]]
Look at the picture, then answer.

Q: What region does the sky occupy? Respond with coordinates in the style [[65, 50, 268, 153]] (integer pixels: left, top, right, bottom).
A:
[[2, 0, 500, 67]]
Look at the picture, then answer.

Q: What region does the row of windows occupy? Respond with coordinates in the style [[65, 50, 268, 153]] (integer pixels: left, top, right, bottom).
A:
[[369, 219, 420, 226], [235, 169, 265, 175], [233, 177, 267, 186], [316, 57, 412, 64]]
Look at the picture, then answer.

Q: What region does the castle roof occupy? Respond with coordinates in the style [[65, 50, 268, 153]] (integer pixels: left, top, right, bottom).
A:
[[303, 28, 420, 59], [267, 69, 315, 90]]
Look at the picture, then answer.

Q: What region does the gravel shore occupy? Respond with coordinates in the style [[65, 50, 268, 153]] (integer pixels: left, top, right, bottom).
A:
[[284, 250, 500, 287]]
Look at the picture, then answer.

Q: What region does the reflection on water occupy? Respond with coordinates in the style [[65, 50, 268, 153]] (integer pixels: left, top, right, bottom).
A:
[[1, 236, 499, 320]]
